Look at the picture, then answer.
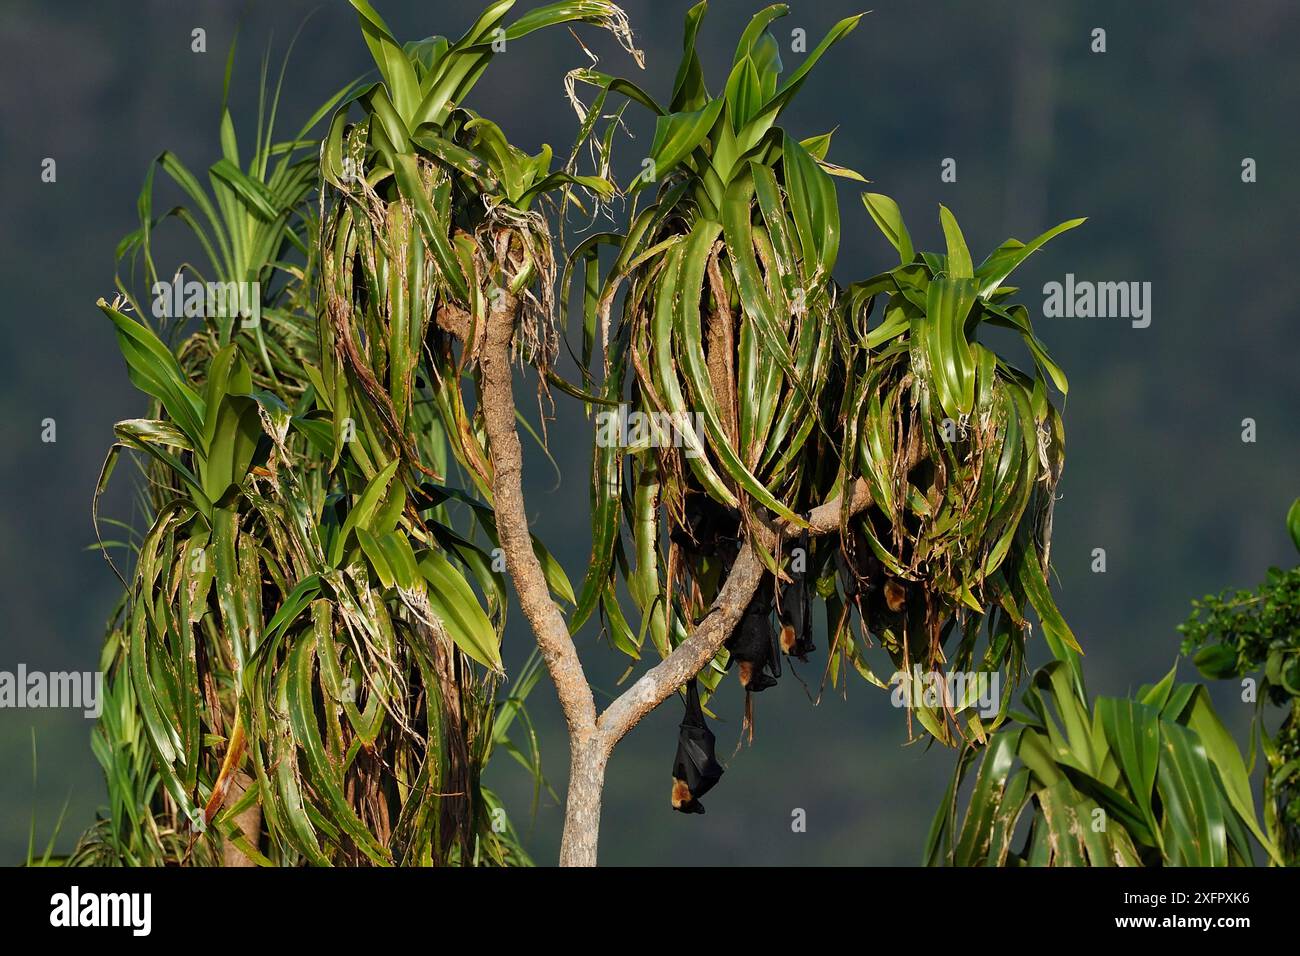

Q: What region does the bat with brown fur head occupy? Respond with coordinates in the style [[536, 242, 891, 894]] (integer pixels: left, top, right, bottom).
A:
[[726, 575, 780, 692], [670, 678, 724, 813], [778, 532, 815, 661]]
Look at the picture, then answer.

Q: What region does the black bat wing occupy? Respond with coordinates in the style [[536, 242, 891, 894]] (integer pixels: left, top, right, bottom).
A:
[[671, 679, 724, 813]]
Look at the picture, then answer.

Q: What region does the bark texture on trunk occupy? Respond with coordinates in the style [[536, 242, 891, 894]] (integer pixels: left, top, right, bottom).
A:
[[479, 291, 598, 742], [478, 289, 608, 863], [559, 739, 608, 867]]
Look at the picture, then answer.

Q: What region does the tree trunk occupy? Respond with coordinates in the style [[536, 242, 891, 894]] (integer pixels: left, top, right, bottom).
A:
[[477, 286, 602, 864], [559, 738, 608, 867]]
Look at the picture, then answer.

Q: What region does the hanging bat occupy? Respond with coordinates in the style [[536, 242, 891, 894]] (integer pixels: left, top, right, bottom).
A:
[[778, 532, 815, 661], [670, 678, 725, 814], [883, 578, 908, 613], [670, 492, 741, 565], [726, 575, 780, 692]]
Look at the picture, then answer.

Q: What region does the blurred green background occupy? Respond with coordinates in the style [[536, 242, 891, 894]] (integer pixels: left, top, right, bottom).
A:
[[1, 0, 1297, 865]]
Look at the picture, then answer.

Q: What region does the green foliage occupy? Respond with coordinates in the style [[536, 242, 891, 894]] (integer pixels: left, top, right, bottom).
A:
[[562, 2, 864, 685], [114, 32, 354, 391], [932, 497, 1300, 868], [559, 3, 1083, 745], [828, 205, 1082, 741], [928, 654, 1280, 866], [1178, 496, 1300, 864], [77, 0, 1247, 870], [321, 0, 636, 394], [76, 10, 616, 866]]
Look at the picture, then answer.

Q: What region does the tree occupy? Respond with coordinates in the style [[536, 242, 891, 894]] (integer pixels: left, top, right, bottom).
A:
[[78, 0, 637, 867], [81, 0, 1201, 868]]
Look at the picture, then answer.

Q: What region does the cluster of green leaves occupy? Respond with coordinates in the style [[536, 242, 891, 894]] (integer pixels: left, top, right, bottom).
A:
[[1177, 497, 1300, 864], [562, 2, 862, 680], [117, 36, 353, 395], [73, 5, 625, 865], [824, 203, 1082, 741], [559, 3, 1080, 742], [322, 0, 637, 392], [928, 647, 1281, 866]]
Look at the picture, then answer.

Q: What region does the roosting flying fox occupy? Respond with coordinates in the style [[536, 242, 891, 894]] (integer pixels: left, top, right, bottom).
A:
[[778, 532, 815, 661], [670, 492, 741, 567], [670, 678, 725, 813], [672, 540, 825, 813], [726, 575, 781, 691], [835, 523, 910, 620]]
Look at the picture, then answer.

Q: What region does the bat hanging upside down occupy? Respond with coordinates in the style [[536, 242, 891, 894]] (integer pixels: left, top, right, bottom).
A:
[[726, 575, 781, 691], [778, 531, 815, 661], [670, 493, 741, 560], [670, 678, 725, 813]]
